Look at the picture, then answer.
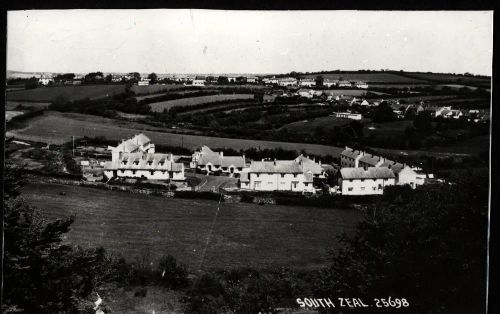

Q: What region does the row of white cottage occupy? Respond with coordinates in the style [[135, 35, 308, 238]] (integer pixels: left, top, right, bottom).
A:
[[339, 147, 426, 195], [189, 145, 325, 193], [103, 134, 185, 181]]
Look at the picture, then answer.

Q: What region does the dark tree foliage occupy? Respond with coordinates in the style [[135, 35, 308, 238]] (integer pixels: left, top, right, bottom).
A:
[[413, 111, 434, 134], [2, 165, 107, 313], [372, 102, 397, 123], [317, 172, 488, 313]]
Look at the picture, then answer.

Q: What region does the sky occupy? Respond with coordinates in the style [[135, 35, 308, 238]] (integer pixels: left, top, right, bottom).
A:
[[7, 10, 493, 75]]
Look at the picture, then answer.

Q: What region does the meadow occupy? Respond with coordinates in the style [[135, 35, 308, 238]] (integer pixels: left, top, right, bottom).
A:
[[6, 101, 52, 110], [22, 182, 362, 270], [7, 111, 345, 156], [279, 116, 353, 134], [6, 84, 127, 102], [149, 94, 254, 112]]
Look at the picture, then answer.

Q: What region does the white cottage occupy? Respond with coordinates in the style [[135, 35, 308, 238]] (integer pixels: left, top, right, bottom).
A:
[[339, 167, 395, 195], [191, 146, 246, 176]]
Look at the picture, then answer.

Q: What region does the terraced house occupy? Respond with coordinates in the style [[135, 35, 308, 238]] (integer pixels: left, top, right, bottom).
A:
[[339, 167, 396, 195], [103, 134, 185, 181], [190, 146, 247, 176], [239, 155, 324, 193]]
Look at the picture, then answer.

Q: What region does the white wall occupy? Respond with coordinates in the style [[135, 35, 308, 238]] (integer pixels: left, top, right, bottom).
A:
[[340, 178, 395, 195]]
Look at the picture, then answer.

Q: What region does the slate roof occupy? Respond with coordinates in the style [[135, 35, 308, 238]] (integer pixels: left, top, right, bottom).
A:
[[111, 134, 151, 153], [294, 155, 323, 174], [249, 160, 303, 173], [198, 154, 245, 168], [341, 167, 395, 180], [380, 160, 405, 174], [341, 147, 363, 159], [104, 152, 183, 172], [359, 154, 383, 166]]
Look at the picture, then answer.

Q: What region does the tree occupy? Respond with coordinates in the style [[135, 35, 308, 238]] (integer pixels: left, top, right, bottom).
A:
[[413, 111, 433, 134], [217, 76, 229, 85], [2, 165, 107, 313], [319, 173, 488, 313], [372, 102, 396, 123], [105, 74, 113, 83], [148, 72, 158, 85], [315, 75, 324, 87]]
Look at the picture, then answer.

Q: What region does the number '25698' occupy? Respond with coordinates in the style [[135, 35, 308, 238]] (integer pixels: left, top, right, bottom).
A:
[[374, 297, 409, 308]]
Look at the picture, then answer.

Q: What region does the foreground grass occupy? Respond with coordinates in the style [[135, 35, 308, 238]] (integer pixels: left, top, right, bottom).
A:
[[21, 182, 361, 271]]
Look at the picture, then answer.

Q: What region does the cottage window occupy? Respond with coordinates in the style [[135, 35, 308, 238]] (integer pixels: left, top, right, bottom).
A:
[[305, 183, 309, 186], [349, 179, 353, 182], [256, 174, 260, 178], [348, 187, 353, 191], [293, 174, 298, 178], [281, 174, 285, 178], [372, 187, 377, 191], [150, 171, 154, 175], [378, 184, 383, 190], [361, 187, 365, 191], [293, 182, 297, 188], [132, 170, 136, 174]]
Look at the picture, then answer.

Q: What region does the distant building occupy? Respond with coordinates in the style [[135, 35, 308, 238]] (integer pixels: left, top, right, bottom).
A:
[[104, 134, 184, 181], [333, 112, 362, 120], [38, 77, 53, 85], [246, 77, 258, 83], [297, 89, 314, 99], [277, 77, 298, 87], [299, 78, 316, 87], [339, 167, 395, 195], [338, 80, 352, 88], [138, 78, 151, 86], [323, 79, 339, 88], [192, 79, 205, 86], [191, 146, 246, 176], [355, 81, 369, 89]]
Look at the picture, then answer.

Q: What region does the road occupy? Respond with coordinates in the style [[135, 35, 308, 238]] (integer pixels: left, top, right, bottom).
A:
[[188, 173, 239, 192]]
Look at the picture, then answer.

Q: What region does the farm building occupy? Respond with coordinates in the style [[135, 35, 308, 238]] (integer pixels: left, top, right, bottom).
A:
[[246, 76, 258, 83], [104, 134, 185, 181], [191, 146, 247, 176], [334, 112, 362, 120], [299, 78, 316, 87], [339, 167, 395, 195], [239, 159, 315, 193]]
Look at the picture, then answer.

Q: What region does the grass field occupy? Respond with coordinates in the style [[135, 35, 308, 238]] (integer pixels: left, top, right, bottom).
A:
[[5, 111, 24, 121], [6, 85, 127, 102], [22, 182, 362, 270], [364, 120, 415, 137], [131, 84, 186, 95], [6, 101, 52, 110], [280, 116, 353, 133], [149, 94, 254, 112], [302, 72, 427, 83], [7, 111, 345, 156]]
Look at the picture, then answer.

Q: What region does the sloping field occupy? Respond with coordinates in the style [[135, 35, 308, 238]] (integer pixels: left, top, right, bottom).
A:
[[399, 72, 490, 85], [149, 94, 254, 112], [22, 182, 362, 270], [6, 101, 52, 110], [6, 84, 127, 102], [280, 116, 353, 133], [131, 84, 186, 95], [7, 112, 345, 156], [303, 72, 427, 83]]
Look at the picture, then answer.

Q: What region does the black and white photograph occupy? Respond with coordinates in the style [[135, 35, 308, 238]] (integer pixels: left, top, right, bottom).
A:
[[2, 8, 495, 314]]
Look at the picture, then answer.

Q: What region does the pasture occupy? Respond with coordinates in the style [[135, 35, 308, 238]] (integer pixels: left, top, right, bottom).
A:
[[7, 111, 345, 156], [22, 182, 362, 270], [6, 84, 127, 102], [131, 84, 186, 95], [6, 101, 52, 110], [302, 72, 427, 83], [280, 116, 353, 134], [149, 94, 254, 112]]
